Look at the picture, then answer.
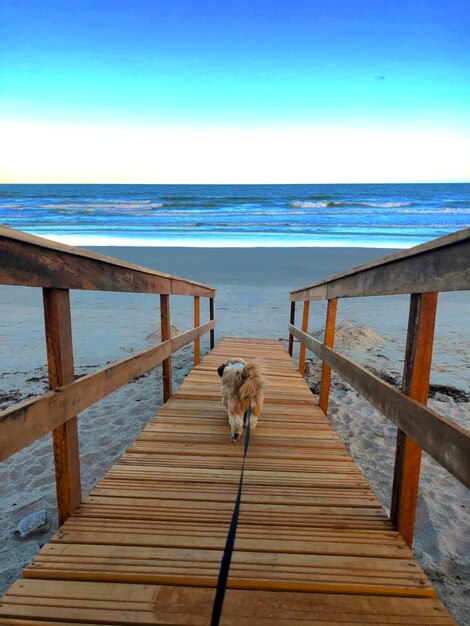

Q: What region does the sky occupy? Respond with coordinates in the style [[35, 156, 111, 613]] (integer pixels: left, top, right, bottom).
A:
[[1, 0, 469, 183]]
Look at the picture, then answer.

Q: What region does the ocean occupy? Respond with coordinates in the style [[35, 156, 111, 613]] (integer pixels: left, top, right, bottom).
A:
[[0, 183, 469, 248]]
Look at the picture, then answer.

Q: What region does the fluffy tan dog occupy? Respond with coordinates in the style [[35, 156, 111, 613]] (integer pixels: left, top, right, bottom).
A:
[[217, 358, 265, 442]]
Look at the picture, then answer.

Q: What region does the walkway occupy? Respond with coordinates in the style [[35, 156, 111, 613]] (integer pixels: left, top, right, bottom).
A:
[[0, 338, 454, 624]]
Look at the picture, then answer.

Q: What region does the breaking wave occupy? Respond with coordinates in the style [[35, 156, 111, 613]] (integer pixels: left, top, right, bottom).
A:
[[290, 200, 414, 209]]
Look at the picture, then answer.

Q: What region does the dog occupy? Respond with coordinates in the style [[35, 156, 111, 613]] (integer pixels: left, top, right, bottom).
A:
[[217, 358, 265, 442]]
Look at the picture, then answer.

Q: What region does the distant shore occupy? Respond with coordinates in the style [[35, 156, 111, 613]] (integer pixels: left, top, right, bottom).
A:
[[0, 244, 468, 624]]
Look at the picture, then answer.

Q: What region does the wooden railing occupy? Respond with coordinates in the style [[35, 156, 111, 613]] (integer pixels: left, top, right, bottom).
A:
[[288, 227, 470, 547], [0, 226, 216, 524]]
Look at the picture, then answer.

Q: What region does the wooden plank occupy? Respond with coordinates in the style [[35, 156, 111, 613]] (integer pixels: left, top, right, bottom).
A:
[[319, 298, 338, 414], [194, 296, 201, 365], [391, 293, 438, 547], [298, 301, 310, 374], [0, 321, 215, 462], [209, 298, 215, 350], [289, 325, 470, 488], [43, 288, 81, 524], [160, 294, 173, 403], [0, 337, 455, 625], [289, 227, 470, 300], [288, 301, 295, 356], [0, 225, 215, 297], [0, 581, 455, 625]]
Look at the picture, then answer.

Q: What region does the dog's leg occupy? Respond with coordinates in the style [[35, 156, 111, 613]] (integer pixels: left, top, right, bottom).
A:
[[250, 415, 258, 430], [229, 415, 244, 442]]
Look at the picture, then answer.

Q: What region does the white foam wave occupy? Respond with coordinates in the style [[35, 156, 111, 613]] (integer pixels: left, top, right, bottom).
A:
[[289, 200, 414, 210], [289, 201, 328, 208], [39, 233, 413, 249], [401, 207, 470, 214], [40, 202, 163, 210], [362, 202, 412, 208]]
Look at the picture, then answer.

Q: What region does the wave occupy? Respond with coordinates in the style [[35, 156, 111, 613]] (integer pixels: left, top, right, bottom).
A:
[[401, 207, 470, 215], [40, 202, 164, 211], [289, 201, 329, 208], [289, 200, 414, 209], [361, 201, 413, 208]]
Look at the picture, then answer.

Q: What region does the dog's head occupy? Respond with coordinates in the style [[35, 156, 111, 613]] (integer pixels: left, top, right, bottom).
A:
[[217, 359, 247, 382]]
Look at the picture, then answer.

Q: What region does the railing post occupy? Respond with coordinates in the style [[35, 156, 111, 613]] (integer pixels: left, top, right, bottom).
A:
[[390, 292, 438, 547], [298, 300, 310, 374], [42, 288, 81, 525], [209, 297, 215, 350], [319, 298, 338, 414], [288, 301, 296, 356], [194, 296, 201, 365], [160, 294, 172, 402]]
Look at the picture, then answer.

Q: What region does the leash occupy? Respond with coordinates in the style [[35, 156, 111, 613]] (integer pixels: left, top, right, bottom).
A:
[[210, 403, 252, 626]]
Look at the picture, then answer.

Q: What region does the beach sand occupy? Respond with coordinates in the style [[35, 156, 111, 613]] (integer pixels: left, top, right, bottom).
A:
[[0, 246, 469, 624]]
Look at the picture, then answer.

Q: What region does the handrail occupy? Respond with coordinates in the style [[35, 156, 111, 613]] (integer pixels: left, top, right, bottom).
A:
[[0, 226, 216, 524], [289, 324, 470, 489], [290, 227, 470, 301], [0, 225, 215, 297], [0, 320, 215, 463], [288, 226, 470, 548]]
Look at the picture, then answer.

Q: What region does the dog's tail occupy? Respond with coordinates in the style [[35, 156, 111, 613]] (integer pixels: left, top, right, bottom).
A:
[[239, 359, 266, 401]]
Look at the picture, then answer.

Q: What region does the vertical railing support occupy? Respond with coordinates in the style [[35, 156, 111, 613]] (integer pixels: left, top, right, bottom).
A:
[[42, 288, 81, 525], [209, 297, 215, 350], [298, 300, 310, 374], [319, 298, 338, 414], [288, 301, 296, 356], [390, 292, 438, 547], [160, 294, 172, 403], [194, 296, 201, 365]]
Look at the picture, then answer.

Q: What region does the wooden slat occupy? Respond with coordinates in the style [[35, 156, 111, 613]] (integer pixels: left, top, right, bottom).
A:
[[160, 294, 173, 403], [0, 338, 455, 625], [0, 225, 215, 297], [289, 324, 470, 488], [298, 300, 310, 374], [391, 293, 438, 546], [43, 288, 82, 524], [289, 227, 470, 300], [319, 298, 337, 414], [288, 301, 295, 356], [0, 580, 455, 625], [194, 296, 201, 365], [209, 298, 215, 350], [0, 321, 215, 461]]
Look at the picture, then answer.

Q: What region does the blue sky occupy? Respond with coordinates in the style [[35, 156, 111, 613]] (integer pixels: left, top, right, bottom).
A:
[[1, 0, 469, 182]]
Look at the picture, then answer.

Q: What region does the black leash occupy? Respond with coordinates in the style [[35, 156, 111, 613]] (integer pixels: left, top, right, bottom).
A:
[[210, 403, 252, 626]]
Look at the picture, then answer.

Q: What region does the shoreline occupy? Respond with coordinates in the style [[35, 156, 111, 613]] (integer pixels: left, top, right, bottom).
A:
[[86, 245, 399, 286]]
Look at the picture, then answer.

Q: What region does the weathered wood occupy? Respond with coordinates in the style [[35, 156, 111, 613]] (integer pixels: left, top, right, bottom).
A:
[[0, 225, 215, 297], [289, 324, 470, 488], [0, 338, 454, 624], [0, 338, 455, 624], [43, 288, 82, 524], [209, 298, 215, 350], [319, 298, 337, 414], [391, 293, 438, 546], [194, 296, 201, 366], [289, 227, 470, 301], [160, 294, 172, 403], [288, 302, 295, 356], [298, 301, 310, 374], [0, 321, 215, 462]]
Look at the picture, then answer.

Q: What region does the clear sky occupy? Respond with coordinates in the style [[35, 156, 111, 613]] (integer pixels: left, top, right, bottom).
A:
[[1, 0, 469, 183]]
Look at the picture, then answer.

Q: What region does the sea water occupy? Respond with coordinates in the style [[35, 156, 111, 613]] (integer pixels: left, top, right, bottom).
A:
[[0, 183, 469, 248]]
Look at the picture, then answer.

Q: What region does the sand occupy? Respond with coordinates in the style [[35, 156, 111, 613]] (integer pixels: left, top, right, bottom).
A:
[[0, 246, 468, 624]]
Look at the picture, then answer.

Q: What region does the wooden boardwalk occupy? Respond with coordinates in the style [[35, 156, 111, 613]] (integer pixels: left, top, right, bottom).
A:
[[0, 338, 455, 624]]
